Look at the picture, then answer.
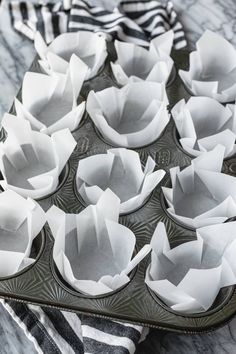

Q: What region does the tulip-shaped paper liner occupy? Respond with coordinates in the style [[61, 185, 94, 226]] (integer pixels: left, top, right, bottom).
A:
[[15, 55, 88, 135], [77, 148, 166, 214], [0, 114, 76, 199], [146, 221, 236, 314], [179, 30, 236, 103], [47, 189, 151, 296], [162, 145, 236, 229], [0, 190, 46, 277], [172, 97, 236, 157], [34, 31, 107, 80], [86, 82, 169, 148], [111, 30, 174, 86]]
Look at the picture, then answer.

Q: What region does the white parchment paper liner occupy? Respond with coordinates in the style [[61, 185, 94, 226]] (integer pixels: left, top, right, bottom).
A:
[[179, 30, 236, 103], [0, 114, 76, 199], [145, 221, 236, 314], [162, 145, 236, 228], [15, 55, 88, 135], [34, 31, 108, 80], [0, 190, 46, 277], [77, 148, 166, 214], [47, 189, 151, 296], [172, 97, 236, 157], [86, 82, 169, 148], [111, 30, 174, 86]]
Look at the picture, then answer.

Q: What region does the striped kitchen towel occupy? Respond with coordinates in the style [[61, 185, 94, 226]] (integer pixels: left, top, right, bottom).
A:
[[3, 300, 149, 353], [9, 0, 187, 49], [9, 1, 69, 42]]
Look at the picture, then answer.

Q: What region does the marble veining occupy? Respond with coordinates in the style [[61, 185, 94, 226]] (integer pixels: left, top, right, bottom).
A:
[[1, 0, 236, 353], [0, 302, 36, 354]]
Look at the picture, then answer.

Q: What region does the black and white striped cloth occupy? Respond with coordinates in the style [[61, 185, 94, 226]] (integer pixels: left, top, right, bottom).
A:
[[9, 1, 69, 42], [3, 300, 148, 354], [9, 0, 187, 49]]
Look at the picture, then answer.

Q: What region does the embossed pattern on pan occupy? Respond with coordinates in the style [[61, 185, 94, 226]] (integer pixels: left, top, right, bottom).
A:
[[1, 48, 236, 333]]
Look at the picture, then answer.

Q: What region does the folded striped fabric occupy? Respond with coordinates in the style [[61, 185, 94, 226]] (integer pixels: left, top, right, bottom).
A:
[[9, 0, 187, 49], [3, 300, 148, 354], [9, 1, 69, 42]]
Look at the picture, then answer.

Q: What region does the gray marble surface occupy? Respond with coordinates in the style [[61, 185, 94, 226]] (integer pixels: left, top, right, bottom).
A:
[[1, 0, 236, 353]]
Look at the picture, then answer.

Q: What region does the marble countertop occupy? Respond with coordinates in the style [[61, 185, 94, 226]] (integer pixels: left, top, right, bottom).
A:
[[1, 0, 236, 353]]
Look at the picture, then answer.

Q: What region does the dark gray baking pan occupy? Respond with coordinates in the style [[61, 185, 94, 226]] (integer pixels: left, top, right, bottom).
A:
[[0, 46, 236, 333]]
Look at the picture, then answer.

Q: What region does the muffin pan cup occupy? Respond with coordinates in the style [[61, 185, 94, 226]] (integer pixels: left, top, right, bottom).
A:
[[171, 97, 236, 158], [0, 114, 76, 199], [14, 55, 87, 135], [179, 30, 236, 103], [0, 190, 46, 277], [76, 148, 166, 214], [1, 47, 236, 333], [110, 30, 174, 86], [35, 31, 108, 81], [162, 145, 236, 229]]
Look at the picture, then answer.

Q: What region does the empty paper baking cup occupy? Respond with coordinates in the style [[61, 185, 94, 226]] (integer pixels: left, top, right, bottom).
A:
[[0, 190, 46, 278], [34, 31, 108, 80], [0, 114, 76, 199], [145, 221, 236, 314], [14, 55, 87, 135], [47, 189, 151, 296], [86, 81, 169, 148], [110, 30, 174, 86], [162, 145, 236, 229], [76, 148, 166, 214], [172, 97, 236, 158], [179, 30, 236, 103]]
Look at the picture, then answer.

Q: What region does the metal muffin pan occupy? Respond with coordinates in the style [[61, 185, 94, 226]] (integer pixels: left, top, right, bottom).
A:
[[0, 46, 236, 333]]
